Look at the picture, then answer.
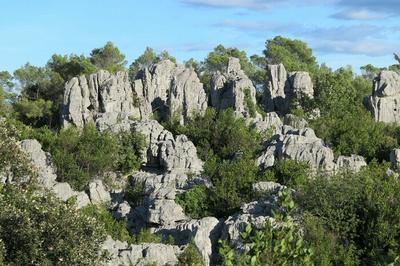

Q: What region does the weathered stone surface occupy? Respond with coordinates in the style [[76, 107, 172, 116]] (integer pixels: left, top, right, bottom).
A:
[[252, 181, 285, 194], [264, 64, 314, 114], [366, 71, 400, 123], [102, 236, 181, 266], [390, 149, 400, 170], [257, 127, 336, 172], [251, 112, 283, 136], [18, 139, 57, 187], [210, 57, 258, 118], [283, 114, 308, 129], [133, 120, 203, 174], [88, 179, 111, 204], [61, 61, 207, 128], [221, 197, 277, 250], [335, 155, 367, 173], [61, 70, 141, 128]]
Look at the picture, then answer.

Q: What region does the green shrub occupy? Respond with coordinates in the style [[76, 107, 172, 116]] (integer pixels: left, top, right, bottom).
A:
[[219, 189, 313, 265], [178, 242, 205, 266], [81, 204, 135, 244], [261, 160, 310, 189], [0, 184, 107, 265], [135, 229, 162, 244], [244, 88, 256, 118], [176, 185, 210, 219], [298, 162, 400, 265]]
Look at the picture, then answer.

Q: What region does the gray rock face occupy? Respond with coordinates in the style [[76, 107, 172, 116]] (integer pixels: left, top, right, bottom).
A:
[[366, 71, 400, 123], [221, 197, 278, 251], [18, 139, 91, 208], [283, 114, 308, 129], [88, 179, 111, 204], [251, 112, 283, 137], [61, 70, 142, 128], [133, 120, 203, 174], [102, 236, 181, 266], [210, 57, 258, 118], [252, 181, 285, 194], [61, 61, 207, 128], [257, 126, 366, 174], [335, 155, 367, 173], [18, 139, 57, 187], [390, 149, 400, 170], [264, 64, 314, 114]]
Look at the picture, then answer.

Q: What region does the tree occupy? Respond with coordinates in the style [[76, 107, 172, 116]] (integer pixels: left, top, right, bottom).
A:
[[0, 71, 13, 116], [128, 47, 177, 80], [47, 54, 96, 81], [0, 184, 107, 265], [263, 36, 318, 75], [90, 41, 127, 73]]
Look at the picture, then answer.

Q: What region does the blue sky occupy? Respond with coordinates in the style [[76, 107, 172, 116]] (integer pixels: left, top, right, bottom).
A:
[[1, 0, 399, 73]]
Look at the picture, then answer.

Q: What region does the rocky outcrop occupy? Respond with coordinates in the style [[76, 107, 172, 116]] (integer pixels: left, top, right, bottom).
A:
[[210, 57, 258, 118], [102, 236, 181, 266], [251, 112, 283, 137], [256, 126, 366, 173], [133, 120, 204, 174], [365, 71, 400, 123], [61, 61, 207, 128], [264, 64, 313, 114], [16, 139, 114, 209]]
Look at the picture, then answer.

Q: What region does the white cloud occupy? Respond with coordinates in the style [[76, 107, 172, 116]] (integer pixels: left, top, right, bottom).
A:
[[331, 9, 389, 20], [181, 0, 284, 10]]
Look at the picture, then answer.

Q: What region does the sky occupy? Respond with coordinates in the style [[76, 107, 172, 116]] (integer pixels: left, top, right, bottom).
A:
[[1, 0, 399, 73]]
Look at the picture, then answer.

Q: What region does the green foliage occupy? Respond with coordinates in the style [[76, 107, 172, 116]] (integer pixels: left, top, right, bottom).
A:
[[298, 162, 400, 265], [178, 242, 205, 266], [219, 189, 313, 265], [14, 97, 53, 126], [81, 204, 135, 244], [204, 44, 260, 83], [47, 54, 97, 81], [0, 71, 13, 116], [262, 160, 310, 189], [243, 88, 256, 118], [0, 184, 107, 265], [264, 36, 318, 75], [135, 228, 162, 244], [0, 118, 35, 182], [311, 66, 398, 161], [176, 185, 210, 219], [129, 47, 176, 79], [23, 124, 144, 191], [90, 41, 127, 73]]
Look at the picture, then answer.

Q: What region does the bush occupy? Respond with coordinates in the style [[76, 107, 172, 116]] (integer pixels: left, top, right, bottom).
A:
[[178, 242, 205, 266], [261, 160, 310, 189], [219, 189, 313, 265], [176, 185, 210, 219], [20, 123, 145, 191], [0, 184, 107, 265], [298, 162, 400, 265]]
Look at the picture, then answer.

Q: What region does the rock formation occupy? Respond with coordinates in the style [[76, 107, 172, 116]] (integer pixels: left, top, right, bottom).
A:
[[210, 57, 259, 118], [264, 63, 314, 114], [61, 60, 207, 128], [256, 126, 366, 173], [365, 71, 400, 123]]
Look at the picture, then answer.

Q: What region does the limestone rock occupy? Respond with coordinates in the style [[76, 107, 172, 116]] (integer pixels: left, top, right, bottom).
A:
[[251, 112, 283, 137], [61, 70, 142, 128], [335, 155, 367, 173], [88, 179, 111, 204], [102, 236, 180, 266], [210, 57, 258, 118], [366, 71, 400, 123], [133, 120, 203, 174], [18, 139, 57, 187], [390, 149, 400, 170], [283, 114, 308, 129], [252, 181, 285, 194], [264, 64, 314, 114], [257, 127, 336, 172]]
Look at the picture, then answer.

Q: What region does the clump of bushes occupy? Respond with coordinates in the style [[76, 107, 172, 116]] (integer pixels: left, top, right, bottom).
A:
[[20, 123, 145, 190], [0, 184, 107, 265]]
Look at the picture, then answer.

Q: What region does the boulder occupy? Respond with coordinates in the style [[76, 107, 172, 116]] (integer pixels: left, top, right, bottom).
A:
[[252, 181, 285, 194], [390, 149, 400, 170], [102, 236, 181, 266], [365, 71, 400, 123], [251, 112, 283, 137], [88, 179, 111, 204], [210, 57, 258, 118], [335, 155, 367, 173]]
